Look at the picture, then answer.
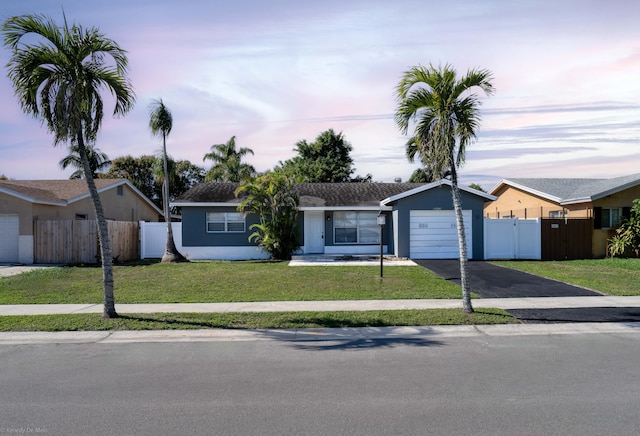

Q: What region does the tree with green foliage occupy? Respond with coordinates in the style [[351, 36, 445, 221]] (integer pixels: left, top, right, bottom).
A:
[[204, 136, 255, 182], [59, 143, 111, 179], [149, 98, 187, 263], [3, 14, 135, 318], [609, 199, 640, 258], [104, 155, 204, 210], [276, 129, 371, 183], [469, 183, 485, 192], [105, 155, 158, 202], [395, 63, 494, 313], [236, 173, 301, 260]]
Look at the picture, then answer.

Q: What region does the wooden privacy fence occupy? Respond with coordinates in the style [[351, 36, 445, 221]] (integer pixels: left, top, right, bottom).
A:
[[541, 218, 593, 260], [34, 220, 139, 264]]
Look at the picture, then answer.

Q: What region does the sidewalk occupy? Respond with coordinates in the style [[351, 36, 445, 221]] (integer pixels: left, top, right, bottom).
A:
[[2, 296, 640, 315], [2, 297, 640, 344]]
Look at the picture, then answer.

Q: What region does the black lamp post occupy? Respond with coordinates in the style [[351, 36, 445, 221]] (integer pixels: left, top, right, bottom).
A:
[[377, 213, 386, 278]]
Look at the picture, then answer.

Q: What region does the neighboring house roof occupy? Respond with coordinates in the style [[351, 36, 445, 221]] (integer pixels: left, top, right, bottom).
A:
[[0, 179, 162, 213], [489, 173, 640, 205], [174, 181, 495, 209]]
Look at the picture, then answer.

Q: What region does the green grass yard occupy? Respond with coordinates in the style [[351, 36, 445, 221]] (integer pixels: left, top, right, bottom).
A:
[[0, 309, 516, 332], [494, 258, 640, 296], [0, 260, 464, 304]]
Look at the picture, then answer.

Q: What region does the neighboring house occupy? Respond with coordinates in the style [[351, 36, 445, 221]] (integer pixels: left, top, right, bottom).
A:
[[172, 180, 496, 260], [0, 179, 162, 264], [485, 173, 640, 257]]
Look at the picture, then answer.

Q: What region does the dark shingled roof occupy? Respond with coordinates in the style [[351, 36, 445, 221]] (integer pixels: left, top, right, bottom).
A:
[[174, 182, 428, 207]]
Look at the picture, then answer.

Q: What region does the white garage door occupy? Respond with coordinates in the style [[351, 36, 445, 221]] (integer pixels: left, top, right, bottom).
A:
[[0, 214, 19, 263], [410, 210, 472, 259]]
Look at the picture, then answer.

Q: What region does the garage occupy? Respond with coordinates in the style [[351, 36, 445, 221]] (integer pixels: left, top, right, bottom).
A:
[[409, 210, 472, 259], [0, 214, 19, 263]]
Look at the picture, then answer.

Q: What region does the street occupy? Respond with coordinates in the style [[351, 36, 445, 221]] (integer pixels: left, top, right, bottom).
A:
[[1, 331, 639, 435]]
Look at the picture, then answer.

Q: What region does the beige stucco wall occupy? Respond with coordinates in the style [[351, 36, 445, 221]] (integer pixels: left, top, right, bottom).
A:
[[484, 186, 591, 218], [592, 185, 640, 209], [487, 184, 640, 258], [591, 184, 640, 257], [2, 185, 160, 237], [0, 193, 34, 235], [32, 185, 160, 223]]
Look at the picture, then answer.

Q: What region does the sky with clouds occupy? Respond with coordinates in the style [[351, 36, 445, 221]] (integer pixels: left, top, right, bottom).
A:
[[1, 0, 639, 189]]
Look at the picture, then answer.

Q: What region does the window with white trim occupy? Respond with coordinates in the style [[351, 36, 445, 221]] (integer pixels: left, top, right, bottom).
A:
[[549, 210, 564, 219], [206, 212, 245, 233], [601, 208, 621, 228], [333, 212, 379, 244]]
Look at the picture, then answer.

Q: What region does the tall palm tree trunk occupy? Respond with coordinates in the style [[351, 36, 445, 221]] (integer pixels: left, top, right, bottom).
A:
[[450, 164, 474, 313], [77, 134, 117, 318], [161, 135, 187, 263]]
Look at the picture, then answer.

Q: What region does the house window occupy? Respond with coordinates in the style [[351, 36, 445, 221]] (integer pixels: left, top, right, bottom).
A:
[[601, 208, 621, 228], [549, 210, 564, 219], [75, 213, 88, 220], [333, 212, 379, 244], [116, 185, 124, 196], [206, 212, 245, 233]]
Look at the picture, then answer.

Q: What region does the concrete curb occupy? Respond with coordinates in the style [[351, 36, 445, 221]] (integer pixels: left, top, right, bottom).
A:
[[1, 322, 639, 345]]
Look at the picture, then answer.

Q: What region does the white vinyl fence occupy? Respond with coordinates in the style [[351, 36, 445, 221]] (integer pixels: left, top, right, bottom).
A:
[[484, 218, 541, 260], [140, 222, 183, 259]]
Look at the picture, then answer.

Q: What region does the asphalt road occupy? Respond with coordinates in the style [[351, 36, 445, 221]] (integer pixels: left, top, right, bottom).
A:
[[1, 332, 640, 435], [415, 259, 640, 323]]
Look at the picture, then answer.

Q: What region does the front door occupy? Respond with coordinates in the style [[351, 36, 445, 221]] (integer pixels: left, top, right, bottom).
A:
[[304, 211, 325, 254]]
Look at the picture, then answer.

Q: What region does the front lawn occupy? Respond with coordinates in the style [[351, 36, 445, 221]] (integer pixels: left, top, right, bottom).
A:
[[0, 260, 464, 304], [494, 258, 640, 296]]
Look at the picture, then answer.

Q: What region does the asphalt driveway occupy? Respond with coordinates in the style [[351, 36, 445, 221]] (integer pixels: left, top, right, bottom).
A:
[[413, 259, 600, 298], [414, 259, 640, 323]]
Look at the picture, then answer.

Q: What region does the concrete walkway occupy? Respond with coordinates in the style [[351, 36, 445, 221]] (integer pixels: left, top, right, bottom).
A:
[[2, 296, 640, 315]]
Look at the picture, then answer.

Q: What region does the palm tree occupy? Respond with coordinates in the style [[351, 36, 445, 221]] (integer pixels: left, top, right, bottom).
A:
[[148, 99, 188, 263], [203, 136, 255, 182], [395, 64, 494, 313], [3, 14, 135, 318], [59, 143, 111, 179]]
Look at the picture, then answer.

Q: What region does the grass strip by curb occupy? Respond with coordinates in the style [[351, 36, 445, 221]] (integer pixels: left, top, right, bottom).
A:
[[0, 309, 516, 332]]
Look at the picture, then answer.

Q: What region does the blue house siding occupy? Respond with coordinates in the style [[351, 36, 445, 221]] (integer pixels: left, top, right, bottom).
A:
[[387, 185, 486, 260], [174, 181, 494, 260], [182, 207, 306, 248], [181, 206, 259, 247]]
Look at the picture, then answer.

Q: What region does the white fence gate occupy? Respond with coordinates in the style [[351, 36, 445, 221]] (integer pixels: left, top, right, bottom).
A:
[[484, 218, 541, 260], [140, 222, 183, 259]]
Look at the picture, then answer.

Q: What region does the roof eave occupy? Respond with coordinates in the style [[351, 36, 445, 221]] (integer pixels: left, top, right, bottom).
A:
[[494, 179, 563, 203], [381, 179, 497, 205], [0, 186, 66, 206]]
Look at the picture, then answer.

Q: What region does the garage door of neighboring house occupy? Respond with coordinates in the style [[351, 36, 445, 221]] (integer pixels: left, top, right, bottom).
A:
[[410, 210, 472, 259], [0, 214, 19, 263]]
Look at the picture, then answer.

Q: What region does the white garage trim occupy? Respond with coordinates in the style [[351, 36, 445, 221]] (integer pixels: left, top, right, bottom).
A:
[[0, 214, 20, 263], [410, 210, 472, 259]]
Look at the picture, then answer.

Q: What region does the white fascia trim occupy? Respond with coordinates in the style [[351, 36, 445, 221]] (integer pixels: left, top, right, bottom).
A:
[[66, 179, 124, 204], [586, 179, 640, 203], [381, 179, 496, 206], [300, 206, 393, 211], [67, 179, 163, 215], [172, 202, 242, 207], [0, 186, 66, 206], [496, 180, 562, 203]]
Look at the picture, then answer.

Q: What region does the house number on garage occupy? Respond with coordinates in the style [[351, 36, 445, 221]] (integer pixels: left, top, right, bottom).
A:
[[419, 223, 428, 228]]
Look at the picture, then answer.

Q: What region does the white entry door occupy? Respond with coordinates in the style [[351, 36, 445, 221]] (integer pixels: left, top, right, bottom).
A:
[[304, 211, 325, 254]]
